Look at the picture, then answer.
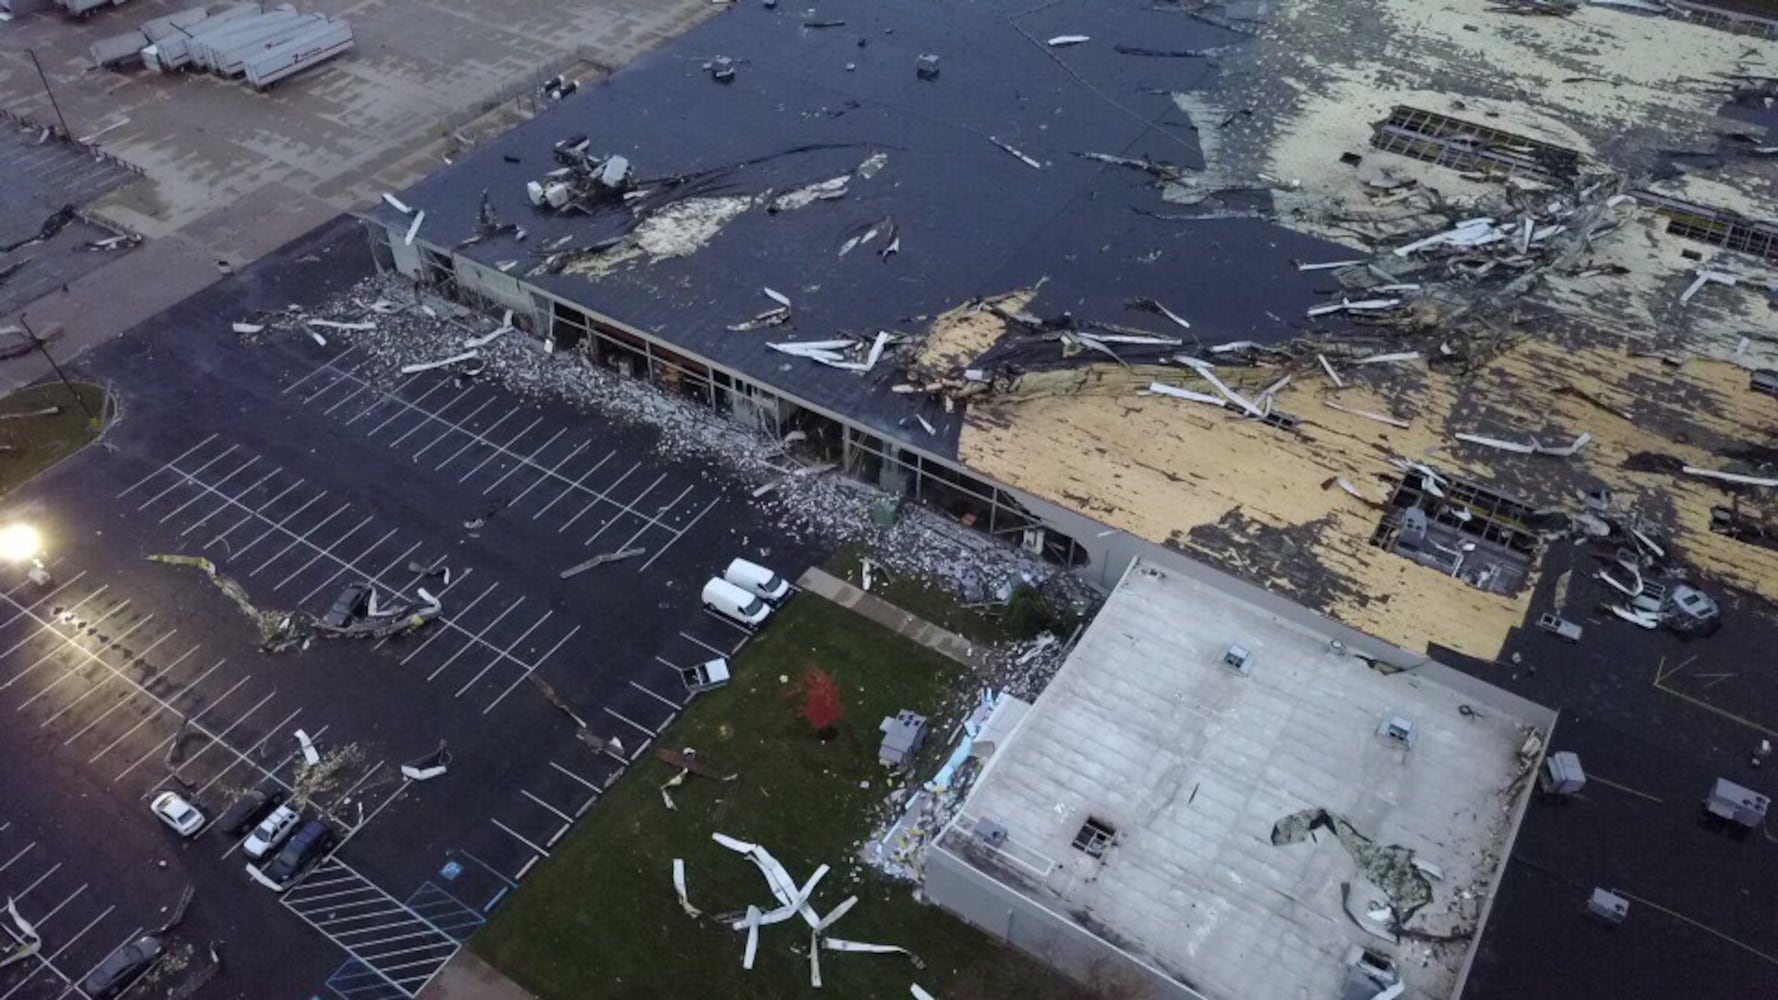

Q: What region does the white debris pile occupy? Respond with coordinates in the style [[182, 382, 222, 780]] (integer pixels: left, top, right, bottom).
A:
[[272, 277, 1097, 635], [679, 834, 925, 987]]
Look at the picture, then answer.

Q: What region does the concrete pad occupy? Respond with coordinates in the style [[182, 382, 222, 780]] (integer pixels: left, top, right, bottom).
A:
[[419, 950, 536, 1000]]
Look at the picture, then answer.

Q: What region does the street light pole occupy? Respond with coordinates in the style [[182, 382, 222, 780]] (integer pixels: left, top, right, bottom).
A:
[[18, 316, 95, 426], [25, 49, 72, 141]]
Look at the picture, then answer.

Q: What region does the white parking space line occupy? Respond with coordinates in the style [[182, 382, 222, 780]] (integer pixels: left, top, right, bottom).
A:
[[520, 790, 573, 824], [302, 354, 380, 406], [0, 582, 105, 661], [193, 710, 308, 801], [274, 514, 374, 591], [457, 417, 542, 483], [433, 407, 519, 473], [452, 610, 551, 698], [249, 501, 352, 576], [0, 842, 35, 875], [6, 903, 112, 1000], [628, 681, 682, 711], [64, 645, 200, 745], [557, 463, 636, 535], [109, 673, 246, 780], [115, 433, 218, 496], [490, 819, 548, 858], [90, 658, 223, 763], [2, 603, 142, 695], [585, 473, 664, 547], [180, 466, 281, 537], [482, 625, 580, 715], [399, 582, 498, 666], [548, 761, 600, 793], [148, 688, 277, 796], [677, 631, 729, 659], [503, 440, 588, 509], [530, 450, 614, 521], [33, 884, 87, 928], [639, 494, 722, 572], [297, 531, 405, 605], [205, 478, 303, 551], [608, 482, 693, 555], [281, 347, 358, 395], [37, 629, 178, 724], [228, 489, 328, 560], [157, 454, 258, 524], [134, 444, 238, 511], [13, 862, 63, 901], [603, 708, 656, 739], [56, 924, 143, 1000], [426, 598, 524, 682], [480, 428, 565, 497], [409, 395, 495, 457], [0, 569, 85, 635]]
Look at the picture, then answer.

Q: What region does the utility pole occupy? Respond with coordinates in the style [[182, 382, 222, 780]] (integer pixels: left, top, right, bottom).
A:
[[18, 317, 95, 427], [25, 49, 71, 140]]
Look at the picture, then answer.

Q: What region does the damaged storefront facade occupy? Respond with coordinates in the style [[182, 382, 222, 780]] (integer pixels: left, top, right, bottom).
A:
[[371, 221, 1098, 573]]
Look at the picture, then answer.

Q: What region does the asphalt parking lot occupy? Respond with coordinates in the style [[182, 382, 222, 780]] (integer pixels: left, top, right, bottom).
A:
[[0, 216, 825, 999]]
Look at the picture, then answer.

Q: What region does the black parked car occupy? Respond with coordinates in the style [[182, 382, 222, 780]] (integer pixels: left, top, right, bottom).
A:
[[321, 582, 371, 627], [81, 934, 162, 998], [213, 780, 286, 838], [255, 819, 335, 889]]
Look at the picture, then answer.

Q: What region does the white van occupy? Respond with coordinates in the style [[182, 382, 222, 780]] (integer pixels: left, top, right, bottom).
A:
[[702, 577, 772, 629], [723, 558, 790, 603]]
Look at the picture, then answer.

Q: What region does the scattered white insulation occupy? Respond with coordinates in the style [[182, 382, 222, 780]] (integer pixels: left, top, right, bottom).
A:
[[1176, 357, 1262, 417], [307, 319, 374, 331], [989, 136, 1043, 170], [673, 858, 701, 917], [308, 330, 327, 346], [399, 350, 479, 374], [911, 987, 937, 1000], [403, 210, 425, 247], [1456, 432, 1592, 456], [381, 193, 413, 215], [1680, 269, 1738, 304], [1150, 301, 1191, 330], [1148, 382, 1225, 406], [1334, 477, 1370, 502], [762, 287, 792, 309], [1683, 466, 1778, 487], [1324, 399, 1409, 428]]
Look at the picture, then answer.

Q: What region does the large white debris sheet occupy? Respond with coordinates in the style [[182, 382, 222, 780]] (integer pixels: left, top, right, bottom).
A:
[[676, 834, 925, 987]]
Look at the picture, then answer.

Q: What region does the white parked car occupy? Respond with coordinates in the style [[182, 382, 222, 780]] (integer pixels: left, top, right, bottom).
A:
[[702, 577, 771, 629], [242, 804, 300, 860], [723, 558, 790, 603], [149, 791, 205, 837]]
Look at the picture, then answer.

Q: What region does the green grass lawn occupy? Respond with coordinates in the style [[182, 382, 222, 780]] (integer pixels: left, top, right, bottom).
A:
[[825, 546, 1077, 646], [0, 382, 107, 495], [471, 595, 1078, 1000]]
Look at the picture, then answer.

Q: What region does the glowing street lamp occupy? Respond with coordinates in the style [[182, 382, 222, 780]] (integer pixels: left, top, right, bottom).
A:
[[0, 525, 51, 588]]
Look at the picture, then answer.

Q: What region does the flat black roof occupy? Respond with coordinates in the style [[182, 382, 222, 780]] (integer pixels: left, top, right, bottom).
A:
[[1453, 542, 1778, 999], [374, 0, 1353, 457]]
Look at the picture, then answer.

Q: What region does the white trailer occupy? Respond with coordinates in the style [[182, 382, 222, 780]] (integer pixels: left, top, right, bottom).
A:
[[211, 14, 326, 76], [149, 3, 275, 71], [242, 17, 352, 89], [191, 10, 308, 74]]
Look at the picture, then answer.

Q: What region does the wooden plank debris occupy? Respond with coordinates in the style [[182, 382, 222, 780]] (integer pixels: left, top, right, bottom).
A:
[[988, 136, 1043, 170], [559, 547, 646, 578], [403, 209, 425, 246], [1683, 466, 1778, 488], [1324, 399, 1409, 428], [1318, 353, 1345, 387], [381, 193, 413, 215], [400, 350, 479, 374]]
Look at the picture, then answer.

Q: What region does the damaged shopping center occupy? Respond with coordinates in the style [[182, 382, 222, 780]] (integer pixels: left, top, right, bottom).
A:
[[358, 0, 1778, 994]]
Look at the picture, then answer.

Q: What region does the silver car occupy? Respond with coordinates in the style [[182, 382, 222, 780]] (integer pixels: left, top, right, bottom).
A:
[[149, 791, 205, 837], [242, 804, 300, 859]]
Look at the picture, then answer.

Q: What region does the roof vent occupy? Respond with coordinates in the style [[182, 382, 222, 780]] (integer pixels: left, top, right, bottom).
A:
[[1378, 715, 1416, 748], [1223, 644, 1252, 675], [975, 818, 1008, 848]]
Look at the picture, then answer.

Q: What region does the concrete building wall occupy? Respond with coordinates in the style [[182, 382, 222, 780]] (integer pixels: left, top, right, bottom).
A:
[[925, 844, 1201, 1000]]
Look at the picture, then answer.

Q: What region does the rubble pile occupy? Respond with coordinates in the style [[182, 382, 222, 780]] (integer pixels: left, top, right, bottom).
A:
[[250, 277, 1097, 641]]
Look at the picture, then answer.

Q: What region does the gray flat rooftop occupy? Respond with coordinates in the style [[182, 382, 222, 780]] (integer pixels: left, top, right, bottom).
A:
[[940, 558, 1545, 1000]]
